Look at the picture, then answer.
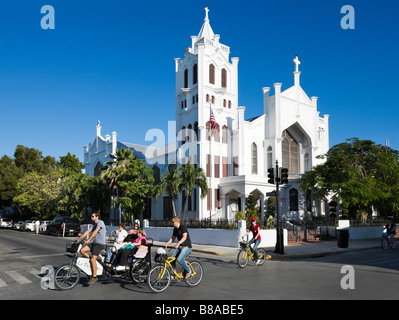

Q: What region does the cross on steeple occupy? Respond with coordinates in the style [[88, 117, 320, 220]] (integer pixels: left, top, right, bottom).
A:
[[293, 55, 301, 72], [204, 7, 209, 21]]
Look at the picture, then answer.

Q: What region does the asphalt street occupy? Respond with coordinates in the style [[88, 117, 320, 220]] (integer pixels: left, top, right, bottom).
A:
[[1, 228, 398, 301]]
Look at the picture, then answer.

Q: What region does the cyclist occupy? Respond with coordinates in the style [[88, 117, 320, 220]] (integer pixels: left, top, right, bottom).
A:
[[384, 219, 396, 245], [165, 216, 192, 279], [241, 217, 262, 265], [77, 211, 106, 284]]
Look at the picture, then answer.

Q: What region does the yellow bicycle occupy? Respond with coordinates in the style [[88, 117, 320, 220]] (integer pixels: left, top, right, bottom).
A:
[[237, 241, 267, 268], [147, 249, 203, 293]]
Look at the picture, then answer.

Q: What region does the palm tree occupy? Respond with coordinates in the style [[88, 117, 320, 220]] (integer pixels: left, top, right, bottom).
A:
[[100, 148, 135, 223], [100, 148, 134, 197], [179, 162, 208, 221], [160, 168, 182, 217]]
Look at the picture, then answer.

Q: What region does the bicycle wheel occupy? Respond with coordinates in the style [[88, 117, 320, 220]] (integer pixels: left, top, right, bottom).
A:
[[382, 237, 388, 250], [54, 264, 81, 290], [237, 249, 249, 268], [185, 261, 203, 287], [131, 259, 150, 283], [256, 248, 267, 266], [391, 238, 396, 249], [147, 265, 171, 293]]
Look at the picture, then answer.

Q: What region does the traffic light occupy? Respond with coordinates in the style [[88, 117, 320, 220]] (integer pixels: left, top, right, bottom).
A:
[[267, 168, 275, 184], [280, 168, 289, 184]]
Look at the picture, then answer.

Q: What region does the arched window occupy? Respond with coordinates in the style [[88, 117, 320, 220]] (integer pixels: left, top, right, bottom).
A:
[[222, 125, 228, 144], [304, 153, 310, 172], [152, 165, 160, 183], [209, 64, 215, 84], [206, 94, 209, 103], [282, 130, 299, 174], [184, 69, 188, 88], [251, 143, 258, 175], [221, 68, 227, 88], [289, 188, 299, 211], [228, 100, 231, 109], [211, 96, 215, 104], [94, 161, 103, 177], [267, 146, 273, 170], [181, 126, 186, 145], [194, 122, 199, 142], [193, 64, 197, 85], [187, 124, 192, 143]]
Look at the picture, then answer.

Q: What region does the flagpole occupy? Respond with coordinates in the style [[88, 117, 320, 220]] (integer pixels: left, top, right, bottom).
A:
[[209, 103, 212, 221]]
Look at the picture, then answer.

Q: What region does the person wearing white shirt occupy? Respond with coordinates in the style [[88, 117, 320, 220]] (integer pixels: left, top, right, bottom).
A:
[[105, 223, 128, 264]]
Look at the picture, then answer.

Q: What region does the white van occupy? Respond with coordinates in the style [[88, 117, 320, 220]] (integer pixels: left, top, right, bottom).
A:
[[0, 218, 13, 228]]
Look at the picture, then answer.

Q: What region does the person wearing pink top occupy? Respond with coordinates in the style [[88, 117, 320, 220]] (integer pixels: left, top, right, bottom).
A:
[[114, 228, 147, 271]]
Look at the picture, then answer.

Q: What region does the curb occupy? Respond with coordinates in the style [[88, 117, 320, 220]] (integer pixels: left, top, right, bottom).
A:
[[264, 245, 381, 260]]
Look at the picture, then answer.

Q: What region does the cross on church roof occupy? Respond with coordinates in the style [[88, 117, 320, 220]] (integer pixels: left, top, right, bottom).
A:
[[293, 55, 301, 72], [204, 7, 209, 21]]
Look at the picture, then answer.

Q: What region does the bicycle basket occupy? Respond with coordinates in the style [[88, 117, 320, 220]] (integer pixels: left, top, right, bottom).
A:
[[239, 241, 249, 248], [154, 247, 167, 263], [66, 242, 79, 253]]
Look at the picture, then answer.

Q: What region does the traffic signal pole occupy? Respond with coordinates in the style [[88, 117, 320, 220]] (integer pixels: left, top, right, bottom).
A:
[[274, 160, 284, 254]]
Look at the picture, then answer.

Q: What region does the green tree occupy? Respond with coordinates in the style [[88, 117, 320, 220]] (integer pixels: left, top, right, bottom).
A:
[[0, 155, 23, 208], [160, 167, 182, 217], [101, 148, 135, 198], [300, 138, 399, 219], [179, 162, 208, 221], [13, 170, 64, 219]]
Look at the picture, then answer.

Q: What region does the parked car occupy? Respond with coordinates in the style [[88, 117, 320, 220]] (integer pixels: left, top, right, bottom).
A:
[[22, 220, 36, 232], [12, 221, 24, 230], [39, 220, 51, 234], [45, 217, 81, 236], [0, 218, 13, 228]]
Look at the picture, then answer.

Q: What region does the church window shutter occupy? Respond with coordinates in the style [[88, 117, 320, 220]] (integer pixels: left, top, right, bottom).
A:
[[193, 64, 198, 85], [289, 188, 299, 211], [221, 68, 227, 88], [184, 69, 188, 88], [222, 125, 228, 144], [209, 64, 215, 84], [222, 157, 228, 177], [214, 156, 220, 178], [251, 143, 258, 175]]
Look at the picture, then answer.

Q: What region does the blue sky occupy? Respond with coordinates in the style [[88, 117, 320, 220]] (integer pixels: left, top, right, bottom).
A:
[[0, 0, 398, 162]]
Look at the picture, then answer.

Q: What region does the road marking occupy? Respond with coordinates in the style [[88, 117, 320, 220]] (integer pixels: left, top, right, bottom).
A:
[[5, 271, 32, 285], [28, 268, 42, 279], [0, 278, 8, 288]]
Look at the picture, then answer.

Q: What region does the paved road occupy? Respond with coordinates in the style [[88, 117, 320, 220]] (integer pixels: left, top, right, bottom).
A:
[[1, 229, 398, 301]]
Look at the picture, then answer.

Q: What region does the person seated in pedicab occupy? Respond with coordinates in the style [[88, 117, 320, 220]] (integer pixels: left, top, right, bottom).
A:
[[114, 228, 147, 271], [105, 223, 128, 264]]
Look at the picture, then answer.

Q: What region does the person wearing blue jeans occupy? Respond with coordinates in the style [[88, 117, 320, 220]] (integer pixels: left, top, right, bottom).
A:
[[165, 216, 193, 279], [242, 217, 262, 265]]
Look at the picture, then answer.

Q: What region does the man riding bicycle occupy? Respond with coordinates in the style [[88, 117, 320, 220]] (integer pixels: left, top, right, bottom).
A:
[[77, 211, 106, 284], [164, 216, 192, 279]]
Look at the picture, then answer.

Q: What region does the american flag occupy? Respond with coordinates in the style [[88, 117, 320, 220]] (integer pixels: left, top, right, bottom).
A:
[[210, 108, 217, 137]]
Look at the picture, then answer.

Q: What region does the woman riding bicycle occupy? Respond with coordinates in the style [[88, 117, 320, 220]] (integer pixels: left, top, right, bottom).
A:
[[241, 217, 262, 265], [164, 216, 192, 279], [385, 219, 396, 243]]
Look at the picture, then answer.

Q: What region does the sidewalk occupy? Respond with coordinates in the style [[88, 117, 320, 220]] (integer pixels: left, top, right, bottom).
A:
[[151, 239, 381, 259]]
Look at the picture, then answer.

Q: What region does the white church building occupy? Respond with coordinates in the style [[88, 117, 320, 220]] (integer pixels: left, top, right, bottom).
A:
[[83, 8, 330, 223]]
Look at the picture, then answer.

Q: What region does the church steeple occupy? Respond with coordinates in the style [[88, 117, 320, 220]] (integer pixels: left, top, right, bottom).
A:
[[197, 7, 215, 40]]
